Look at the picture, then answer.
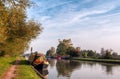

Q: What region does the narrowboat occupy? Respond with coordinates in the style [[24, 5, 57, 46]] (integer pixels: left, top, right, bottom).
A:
[[28, 52, 49, 70]]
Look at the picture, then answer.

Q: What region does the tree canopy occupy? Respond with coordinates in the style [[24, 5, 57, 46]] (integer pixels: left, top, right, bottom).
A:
[[46, 47, 56, 56], [0, 0, 43, 56], [56, 39, 81, 57]]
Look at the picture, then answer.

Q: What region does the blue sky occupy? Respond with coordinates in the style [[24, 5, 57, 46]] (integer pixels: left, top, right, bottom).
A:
[[27, 0, 120, 54]]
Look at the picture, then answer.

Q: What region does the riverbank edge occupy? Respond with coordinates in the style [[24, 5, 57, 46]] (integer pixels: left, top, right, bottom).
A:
[[72, 58, 120, 64], [0, 56, 42, 79], [14, 57, 42, 79]]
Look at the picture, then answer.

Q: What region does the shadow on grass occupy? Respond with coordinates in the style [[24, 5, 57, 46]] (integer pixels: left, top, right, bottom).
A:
[[10, 60, 30, 65]]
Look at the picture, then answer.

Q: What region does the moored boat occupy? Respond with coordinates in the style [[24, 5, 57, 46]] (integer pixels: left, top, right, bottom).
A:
[[28, 52, 49, 70]]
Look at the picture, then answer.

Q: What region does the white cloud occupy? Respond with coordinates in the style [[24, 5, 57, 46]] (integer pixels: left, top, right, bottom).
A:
[[66, 13, 120, 53], [38, 0, 120, 29], [27, 0, 120, 54]]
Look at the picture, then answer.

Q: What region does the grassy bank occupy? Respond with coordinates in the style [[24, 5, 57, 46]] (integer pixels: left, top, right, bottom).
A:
[[14, 57, 41, 79], [72, 58, 120, 64], [0, 56, 16, 78]]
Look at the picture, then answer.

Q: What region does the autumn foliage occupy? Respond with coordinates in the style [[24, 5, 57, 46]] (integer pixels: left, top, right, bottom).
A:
[[0, 0, 43, 56]]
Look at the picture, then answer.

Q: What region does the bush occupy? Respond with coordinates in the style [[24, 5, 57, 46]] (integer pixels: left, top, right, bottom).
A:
[[0, 51, 5, 56]]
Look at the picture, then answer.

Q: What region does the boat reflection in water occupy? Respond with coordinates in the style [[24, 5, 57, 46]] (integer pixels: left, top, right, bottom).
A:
[[37, 68, 49, 79]]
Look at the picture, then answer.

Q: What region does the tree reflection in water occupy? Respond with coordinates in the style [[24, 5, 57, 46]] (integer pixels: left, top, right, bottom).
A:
[[79, 61, 118, 75], [101, 63, 116, 75], [80, 61, 119, 75], [48, 59, 120, 79], [56, 60, 81, 78], [48, 59, 56, 68]]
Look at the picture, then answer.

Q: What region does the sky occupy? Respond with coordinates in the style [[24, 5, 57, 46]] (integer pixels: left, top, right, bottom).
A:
[[26, 0, 120, 54]]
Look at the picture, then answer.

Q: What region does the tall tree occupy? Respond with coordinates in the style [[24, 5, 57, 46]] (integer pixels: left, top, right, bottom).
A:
[[46, 47, 56, 56], [56, 39, 73, 55], [56, 43, 67, 55], [0, 0, 43, 56]]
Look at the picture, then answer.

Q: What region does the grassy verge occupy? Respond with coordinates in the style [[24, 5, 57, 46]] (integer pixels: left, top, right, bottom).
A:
[[14, 57, 42, 79], [0, 56, 16, 78], [72, 57, 120, 64]]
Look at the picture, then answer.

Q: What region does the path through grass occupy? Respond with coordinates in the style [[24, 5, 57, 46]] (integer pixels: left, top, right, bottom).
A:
[[14, 57, 41, 79], [0, 56, 16, 77]]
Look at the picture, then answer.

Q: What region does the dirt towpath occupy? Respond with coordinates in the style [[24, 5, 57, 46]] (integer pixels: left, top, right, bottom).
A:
[[1, 58, 20, 79]]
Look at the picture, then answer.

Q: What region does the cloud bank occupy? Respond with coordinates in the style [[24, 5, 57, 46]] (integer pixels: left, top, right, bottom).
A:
[[27, 0, 120, 54]]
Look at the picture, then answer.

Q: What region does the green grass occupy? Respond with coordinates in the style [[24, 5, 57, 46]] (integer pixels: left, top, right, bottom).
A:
[[72, 57, 120, 64], [0, 56, 16, 77], [14, 57, 42, 79]]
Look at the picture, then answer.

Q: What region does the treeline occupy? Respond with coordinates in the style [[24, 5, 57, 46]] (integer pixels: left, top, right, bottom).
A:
[[81, 49, 120, 60], [0, 0, 42, 56], [46, 39, 120, 60], [46, 39, 81, 57]]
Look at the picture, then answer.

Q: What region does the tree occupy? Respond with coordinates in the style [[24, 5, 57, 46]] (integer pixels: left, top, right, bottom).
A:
[[50, 47, 56, 55], [46, 47, 56, 56], [81, 50, 88, 58], [0, 0, 43, 56], [66, 46, 75, 57], [82, 52, 88, 58], [76, 47, 81, 53], [87, 50, 96, 58], [104, 50, 112, 59], [56, 39, 73, 55], [66, 47, 81, 57], [112, 52, 118, 57], [101, 48, 105, 56], [56, 43, 67, 55], [74, 47, 81, 57]]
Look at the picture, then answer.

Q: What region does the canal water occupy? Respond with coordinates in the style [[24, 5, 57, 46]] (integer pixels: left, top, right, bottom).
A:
[[47, 59, 120, 79]]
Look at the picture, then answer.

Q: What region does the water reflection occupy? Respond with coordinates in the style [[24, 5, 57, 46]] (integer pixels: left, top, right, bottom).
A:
[[38, 69, 49, 77], [37, 66, 49, 78], [56, 60, 81, 78], [48, 59, 56, 68], [48, 59, 120, 79], [101, 63, 114, 75]]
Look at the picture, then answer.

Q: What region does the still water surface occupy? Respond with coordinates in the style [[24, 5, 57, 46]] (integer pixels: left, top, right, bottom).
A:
[[47, 59, 120, 79]]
